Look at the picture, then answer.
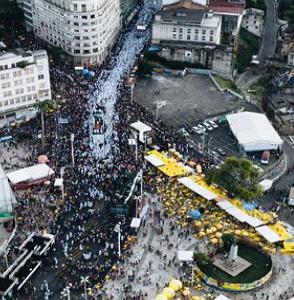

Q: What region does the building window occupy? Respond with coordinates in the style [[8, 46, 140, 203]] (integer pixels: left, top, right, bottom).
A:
[[187, 29, 191, 34], [179, 28, 183, 33], [172, 33, 176, 39], [38, 74, 44, 80], [179, 34, 183, 40], [194, 35, 198, 40], [81, 4, 86, 12], [9, 99, 14, 105], [4, 100, 9, 106], [74, 49, 80, 54], [202, 35, 206, 41], [187, 35, 191, 40], [209, 36, 213, 42], [210, 30, 214, 35], [82, 15, 87, 19], [173, 27, 177, 32]]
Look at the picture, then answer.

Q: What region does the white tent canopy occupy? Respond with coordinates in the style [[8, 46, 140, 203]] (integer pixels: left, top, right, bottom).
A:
[[130, 217, 141, 228], [227, 112, 283, 152], [256, 225, 281, 243], [259, 179, 273, 192], [178, 177, 217, 200], [177, 250, 193, 261], [7, 164, 54, 185], [214, 295, 232, 300], [145, 154, 165, 167], [0, 165, 16, 213], [130, 121, 152, 143], [217, 200, 264, 227]]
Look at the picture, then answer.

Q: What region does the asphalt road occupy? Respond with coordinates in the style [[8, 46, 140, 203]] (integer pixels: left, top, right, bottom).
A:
[[258, 0, 280, 65]]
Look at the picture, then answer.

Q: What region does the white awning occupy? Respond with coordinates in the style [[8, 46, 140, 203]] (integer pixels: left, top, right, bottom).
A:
[[225, 206, 248, 223], [54, 178, 63, 187], [7, 164, 54, 184], [177, 250, 193, 261], [217, 200, 234, 210], [178, 177, 217, 200], [145, 155, 165, 167], [217, 200, 264, 227], [214, 295, 232, 300], [130, 217, 141, 228], [256, 225, 281, 243], [130, 121, 152, 133], [245, 215, 264, 227]]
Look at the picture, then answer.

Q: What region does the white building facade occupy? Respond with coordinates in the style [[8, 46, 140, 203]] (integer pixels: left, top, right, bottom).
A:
[[152, 5, 222, 45], [0, 50, 51, 127], [241, 8, 264, 37], [23, 0, 121, 66]]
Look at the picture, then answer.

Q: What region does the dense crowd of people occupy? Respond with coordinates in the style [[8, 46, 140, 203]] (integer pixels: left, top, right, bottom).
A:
[[0, 1, 214, 298]]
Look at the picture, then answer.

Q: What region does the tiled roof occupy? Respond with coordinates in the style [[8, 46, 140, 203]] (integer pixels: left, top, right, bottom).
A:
[[164, 0, 206, 11]]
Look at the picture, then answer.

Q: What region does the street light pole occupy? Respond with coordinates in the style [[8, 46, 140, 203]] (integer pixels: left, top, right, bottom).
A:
[[114, 222, 121, 258], [81, 276, 89, 300], [130, 83, 134, 104], [70, 133, 75, 168], [41, 107, 45, 149]]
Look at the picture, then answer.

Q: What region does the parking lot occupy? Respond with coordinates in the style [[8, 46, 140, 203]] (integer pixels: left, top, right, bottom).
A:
[[134, 73, 266, 163], [134, 73, 242, 128]]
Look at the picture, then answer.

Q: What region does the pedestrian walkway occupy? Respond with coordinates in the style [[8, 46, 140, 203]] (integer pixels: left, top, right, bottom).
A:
[[103, 198, 201, 299]]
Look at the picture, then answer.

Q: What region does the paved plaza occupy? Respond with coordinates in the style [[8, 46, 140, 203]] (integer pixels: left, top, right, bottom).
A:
[[134, 74, 241, 128], [103, 195, 294, 300]]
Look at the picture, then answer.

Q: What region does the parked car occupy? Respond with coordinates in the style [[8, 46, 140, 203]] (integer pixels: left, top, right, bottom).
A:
[[177, 127, 189, 138], [192, 126, 204, 134], [216, 148, 226, 156], [208, 120, 218, 128], [261, 150, 270, 165], [203, 123, 213, 131], [196, 124, 206, 132]]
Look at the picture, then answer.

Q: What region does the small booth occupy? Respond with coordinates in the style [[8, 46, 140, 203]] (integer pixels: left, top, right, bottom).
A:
[[7, 164, 54, 190], [130, 120, 152, 144]]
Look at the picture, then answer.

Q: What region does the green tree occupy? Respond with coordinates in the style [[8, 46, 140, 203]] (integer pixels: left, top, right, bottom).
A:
[[206, 156, 263, 201], [193, 252, 212, 266], [0, 0, 23, 26]]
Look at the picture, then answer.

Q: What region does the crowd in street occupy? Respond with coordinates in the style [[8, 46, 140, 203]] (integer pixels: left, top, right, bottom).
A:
[[0, 1, 214, 298]]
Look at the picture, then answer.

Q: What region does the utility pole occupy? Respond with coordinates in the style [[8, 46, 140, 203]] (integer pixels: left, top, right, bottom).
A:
[[41, 106, 45, 149], [81, 276, 89, 300], [130, 83, 134, 104], [70, 133, 75, 168], [114, 222, 121, 258]]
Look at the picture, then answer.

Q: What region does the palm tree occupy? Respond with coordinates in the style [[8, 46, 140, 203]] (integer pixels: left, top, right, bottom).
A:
[[34, 99, 55, 149]]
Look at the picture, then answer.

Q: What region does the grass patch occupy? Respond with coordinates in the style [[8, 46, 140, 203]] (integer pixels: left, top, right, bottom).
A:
[[137, 51, 207, 77], [247, 78, 268, 103], [198, 243, 272, 284], [214, 75, 239, 92], [246, 0, 266, 12], [279, 0, 294, 24], [236, 28, 260, 73]]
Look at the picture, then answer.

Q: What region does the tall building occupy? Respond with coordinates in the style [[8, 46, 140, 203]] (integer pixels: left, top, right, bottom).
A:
[[17, 0, 33, 31], [19, 0, 121, 66], [152, 0, 222, 45], [120, 0, 139, 23], [0, 49, 51, 127]]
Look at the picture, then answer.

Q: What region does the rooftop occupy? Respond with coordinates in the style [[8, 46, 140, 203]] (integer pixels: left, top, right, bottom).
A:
[[163, 0, 206, 11], [209, 0, 245, 15]]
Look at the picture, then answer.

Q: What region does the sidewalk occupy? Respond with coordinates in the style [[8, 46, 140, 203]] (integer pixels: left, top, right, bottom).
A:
[[102, 198, 203, 299]]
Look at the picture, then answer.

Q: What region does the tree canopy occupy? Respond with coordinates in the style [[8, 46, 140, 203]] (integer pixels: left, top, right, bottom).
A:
[[206, 156, 262, 201]]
